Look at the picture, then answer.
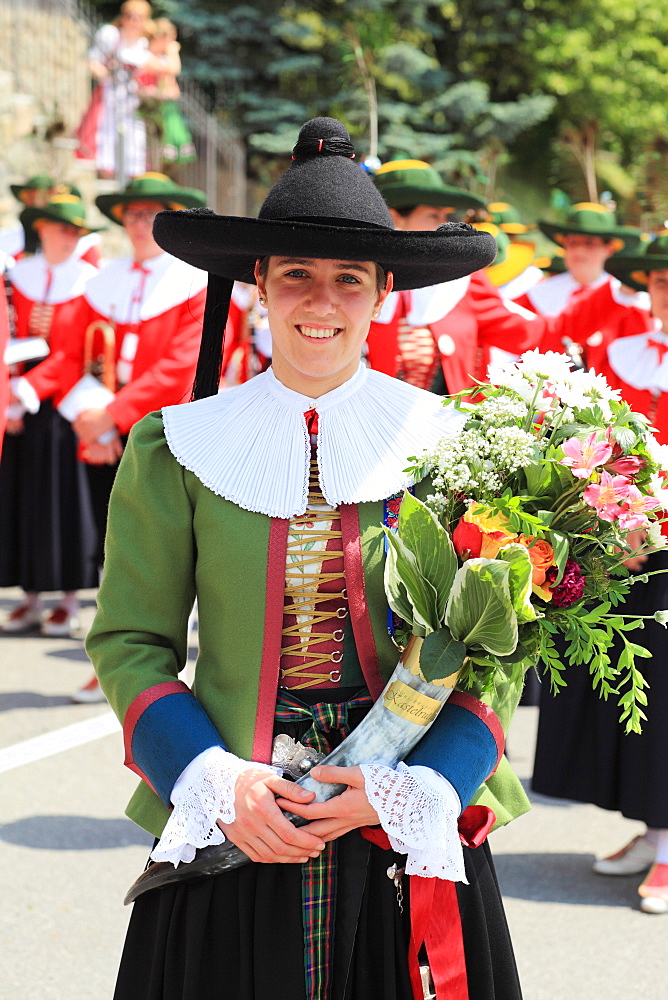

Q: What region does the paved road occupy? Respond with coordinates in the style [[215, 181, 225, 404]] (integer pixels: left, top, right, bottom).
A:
[[1, 586, 666, 999]]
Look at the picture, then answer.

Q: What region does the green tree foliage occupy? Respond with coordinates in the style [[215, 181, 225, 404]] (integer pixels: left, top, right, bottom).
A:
[[158, 0, 553, 191]]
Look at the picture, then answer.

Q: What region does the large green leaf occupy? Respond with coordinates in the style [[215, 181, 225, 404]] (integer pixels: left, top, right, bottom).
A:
[[445, 558, 519, 656], [420, 626, 467, 682], [383, 527, 439, 633], [397, 491, 457, 622], [496, 544, 537, 623], [383, 540, 418, 630]]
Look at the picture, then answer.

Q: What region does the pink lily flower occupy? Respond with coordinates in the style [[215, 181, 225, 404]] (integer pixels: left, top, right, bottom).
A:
[[617, 486, 660, 531], [606, 455, 645, 477], [583, 471, 631, 521], [561, 431, 613, 480]]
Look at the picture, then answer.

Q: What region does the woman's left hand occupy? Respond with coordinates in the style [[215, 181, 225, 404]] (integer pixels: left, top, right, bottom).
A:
[[274, 764, 379, 843]]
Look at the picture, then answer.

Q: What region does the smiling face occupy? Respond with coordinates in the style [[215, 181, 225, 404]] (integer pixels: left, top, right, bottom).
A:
[[255, 256, 393, 396], [648, 270, 668, 330]]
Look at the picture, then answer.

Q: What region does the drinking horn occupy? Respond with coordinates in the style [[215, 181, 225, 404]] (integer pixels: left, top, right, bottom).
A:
[[124, 637, 464, 904]]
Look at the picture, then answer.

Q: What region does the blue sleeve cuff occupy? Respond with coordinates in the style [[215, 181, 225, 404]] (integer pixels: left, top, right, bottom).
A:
[[405, 692, 504, 810], [124, 682, 226, 805]]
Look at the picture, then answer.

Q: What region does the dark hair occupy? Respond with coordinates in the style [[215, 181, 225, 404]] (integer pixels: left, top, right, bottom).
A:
[[256, 255, 388, 292]]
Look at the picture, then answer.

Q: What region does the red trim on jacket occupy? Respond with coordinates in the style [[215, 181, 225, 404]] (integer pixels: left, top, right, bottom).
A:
[[252, 517, 290, 763], [122, 680, 191, 789]]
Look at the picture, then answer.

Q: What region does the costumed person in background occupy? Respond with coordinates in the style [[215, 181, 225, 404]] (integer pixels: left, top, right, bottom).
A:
[[365, 161, 642, 395], [62, 172, 207, 702], [0, 194, 102, 637], [86, 117, 527, 1000], [135, 17, 196, 170], [0, 175, 55, 258], [76, 0, 169, 181], [532, 234, 668, 914], [0, 178, 102, 266], [513, 202, 644, 370], [0, 270, 10, 455]]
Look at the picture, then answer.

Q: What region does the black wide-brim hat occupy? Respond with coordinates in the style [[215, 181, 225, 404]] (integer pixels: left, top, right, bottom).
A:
[[153, 117, 497, 399], [605, 235, 668, 291]]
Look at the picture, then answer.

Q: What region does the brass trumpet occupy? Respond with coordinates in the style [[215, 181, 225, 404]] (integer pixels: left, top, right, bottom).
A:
[[83, 318, 116, 392]]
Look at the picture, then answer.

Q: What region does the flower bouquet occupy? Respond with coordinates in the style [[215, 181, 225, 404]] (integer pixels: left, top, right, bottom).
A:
[[390, 349, 668, 737]]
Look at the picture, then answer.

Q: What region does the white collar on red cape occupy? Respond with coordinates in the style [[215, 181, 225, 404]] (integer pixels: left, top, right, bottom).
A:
[[607, 321, 668, 393], [162, 364, 464, 518], [9, 253, 97, 303], [373, 278, 471, 327]]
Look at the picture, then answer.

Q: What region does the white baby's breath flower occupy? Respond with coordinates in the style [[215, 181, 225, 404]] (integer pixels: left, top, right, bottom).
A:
[[477, 395, 528, 427]]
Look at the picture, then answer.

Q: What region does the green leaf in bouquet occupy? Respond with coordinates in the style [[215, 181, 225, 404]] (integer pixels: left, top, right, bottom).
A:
[[383, 528, 439, 633], [384, 541, 418, 631], [523, 458, 554, 497], [496, 544, 537, 624], [549, 529, 569, 585], [419, 626, 467, 683], [445, 558, 519, 656], [397, 491, 457, 621], [610, 424, 637, 452]]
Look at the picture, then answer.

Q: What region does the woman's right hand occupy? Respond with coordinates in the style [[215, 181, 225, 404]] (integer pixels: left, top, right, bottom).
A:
[[218, 768, 326, 864]]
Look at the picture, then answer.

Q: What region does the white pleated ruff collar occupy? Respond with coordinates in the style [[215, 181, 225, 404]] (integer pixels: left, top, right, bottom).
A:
[[162, 364, 464, 518]]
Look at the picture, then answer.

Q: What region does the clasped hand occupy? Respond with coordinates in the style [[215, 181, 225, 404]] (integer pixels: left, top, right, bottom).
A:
[[217, 764, 379, 864]]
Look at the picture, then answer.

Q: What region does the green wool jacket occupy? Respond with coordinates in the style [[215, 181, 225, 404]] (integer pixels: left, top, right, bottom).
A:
[[86, 412, 530, 838]]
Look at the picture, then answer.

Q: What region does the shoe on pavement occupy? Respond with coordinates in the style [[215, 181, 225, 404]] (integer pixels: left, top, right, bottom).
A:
[[593, 834, 656, 876], [41, 606, 79, 638], [71, 675, 107, 704], [638, 863, 668, 913], [2, 602, 43, 632]]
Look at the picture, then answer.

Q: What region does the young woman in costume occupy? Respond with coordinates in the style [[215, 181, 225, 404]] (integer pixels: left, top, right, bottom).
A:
[[87, 117, 527, 1000], [0, 194, 102, 636], [532, 236, 668, 914]]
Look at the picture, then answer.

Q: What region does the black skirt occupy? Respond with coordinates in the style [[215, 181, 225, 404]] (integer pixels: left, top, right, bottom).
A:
[[114, 836, 521, 1000], [0, 400, 97, 592], [532, 551, 668, 828], [115, 691, 522, 1000]]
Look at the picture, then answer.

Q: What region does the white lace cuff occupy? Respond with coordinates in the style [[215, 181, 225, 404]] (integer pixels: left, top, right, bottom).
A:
[[150, 746, 277, 868], [360, 762, 467, 883]]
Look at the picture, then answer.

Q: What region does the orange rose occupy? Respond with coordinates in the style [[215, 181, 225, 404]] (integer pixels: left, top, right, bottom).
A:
[[516, 535, 556, 596]]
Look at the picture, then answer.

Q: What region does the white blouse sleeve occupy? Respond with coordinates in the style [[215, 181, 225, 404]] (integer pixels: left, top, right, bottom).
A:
[[359, 762, 467, 882], [150, 746, 278, 868]]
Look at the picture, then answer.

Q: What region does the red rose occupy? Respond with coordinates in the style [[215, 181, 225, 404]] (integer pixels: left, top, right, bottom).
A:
[[452, 518, 483, 558]]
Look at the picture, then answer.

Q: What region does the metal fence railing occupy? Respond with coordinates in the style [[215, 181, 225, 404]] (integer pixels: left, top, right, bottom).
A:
[[0, 0, 247, 215]]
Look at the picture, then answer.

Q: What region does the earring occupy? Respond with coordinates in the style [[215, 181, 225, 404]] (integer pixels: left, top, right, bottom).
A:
[[372, 308, 380, 318], [259, 296, 267, 306]]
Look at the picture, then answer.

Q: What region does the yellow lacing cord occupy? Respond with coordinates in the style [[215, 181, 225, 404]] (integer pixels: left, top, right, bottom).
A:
[[280, 464, 348, 689]]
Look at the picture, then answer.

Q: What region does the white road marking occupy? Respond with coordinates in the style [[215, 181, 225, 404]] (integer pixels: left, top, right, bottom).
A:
[[0, 712, 121, 773]]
